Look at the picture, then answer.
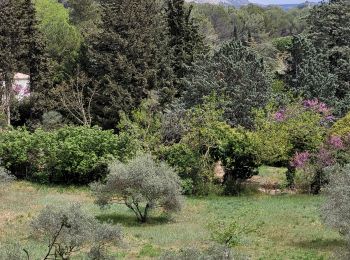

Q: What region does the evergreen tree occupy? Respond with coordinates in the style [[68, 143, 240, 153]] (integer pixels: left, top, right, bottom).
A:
[[166, 0, 207, 96], [21, 0, 50, 95], [184, 40, 271, 128], [306, 0, 350, 115], [285, 35, 338, 108], [0, 0, 26, 126], [87, 0, 173, 129], [67, 0, 101, 37]]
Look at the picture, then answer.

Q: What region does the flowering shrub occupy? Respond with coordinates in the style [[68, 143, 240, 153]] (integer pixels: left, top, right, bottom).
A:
[[254, 100, 327, 166], [290, 152, 310, 168], [290, 134, 350, 193]]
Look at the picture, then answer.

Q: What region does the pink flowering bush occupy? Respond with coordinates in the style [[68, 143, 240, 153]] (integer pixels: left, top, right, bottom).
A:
[[291, 134, 350, 194], [290, 152, 310, 168]]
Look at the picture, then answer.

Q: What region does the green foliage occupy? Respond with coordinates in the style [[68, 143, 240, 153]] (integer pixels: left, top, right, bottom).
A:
[[272, 36, 293, 52], [117, 93, 163, 153], [35, 0, 81, 79], [41, 111, 64, 130], [253, 101, 326, 166], [217, 128, 259, 195], [160, 98, 232, 194], [0, 126, 129, 184], [91, 154, 183, 223], [307, 0, 350, 116], [285, 35, 338, 111], [166, 0, 207, 95], [67, 0, 101, 37], [86, 0, 173, 129], [331, 112, 350, 138], [322, 164, 350, 249], [30, 204, 122, 259], [209, 220, 257, 247], [184, 40, 271, 127]]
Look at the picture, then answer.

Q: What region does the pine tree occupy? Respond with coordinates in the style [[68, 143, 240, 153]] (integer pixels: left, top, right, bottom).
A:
[[166, 0, 207, 96], [87, 0, 173, 129], [184, 40, 271, 128]]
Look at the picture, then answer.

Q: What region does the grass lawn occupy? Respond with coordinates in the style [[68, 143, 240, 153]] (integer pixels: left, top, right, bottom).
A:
[[0, 179, 346, 259]]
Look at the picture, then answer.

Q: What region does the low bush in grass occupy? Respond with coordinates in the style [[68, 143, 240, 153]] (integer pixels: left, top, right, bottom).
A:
[[0, 167, 15, 193], [0, 126, 137, 184], [322, 164, 350, 256], [0, 204, 122, 259], [91, 154, 183, 223]]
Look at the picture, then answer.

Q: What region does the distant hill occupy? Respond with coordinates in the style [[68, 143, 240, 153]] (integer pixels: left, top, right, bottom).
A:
[[185, 0, 250, 7], [186, 0, 317, 9], [277, 1, 318, 10]]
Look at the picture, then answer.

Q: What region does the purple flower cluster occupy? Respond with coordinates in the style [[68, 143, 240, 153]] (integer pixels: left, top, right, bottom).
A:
[[316, 148, 335, 168], [291, 151, 310, 169], [274, 109, 286, 122], [303, 99, 331, 117], [328, 135, 344, 149]]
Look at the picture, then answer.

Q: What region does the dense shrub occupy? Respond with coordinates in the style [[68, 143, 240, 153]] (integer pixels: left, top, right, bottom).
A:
[[331, 112, 350, 138], [0, 126, 134, 184], [91, 154, 183, 223], [321, 164, 350, 250], [253, 100, 329, 187], [216, 128, 259, 195], [292, 135, 350, 194], [272, 36, 293, 52]]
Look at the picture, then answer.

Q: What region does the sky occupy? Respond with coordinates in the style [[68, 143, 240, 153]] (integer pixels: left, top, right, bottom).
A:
[[251, 0, 321, 4]]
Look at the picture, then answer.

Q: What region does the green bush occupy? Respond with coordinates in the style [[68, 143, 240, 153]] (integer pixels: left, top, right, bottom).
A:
[[272, 36, 293, 52], [0, 126, 131, 184], [321, 164, 350, 250], [0, 167, 15, 193], [0, 204, 122, 259], [331, 112, 350, 138], [252, 101, 329, 188]]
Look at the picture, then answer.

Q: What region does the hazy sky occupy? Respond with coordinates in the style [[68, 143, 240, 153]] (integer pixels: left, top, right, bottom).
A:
[[251, 0, 321, 4]]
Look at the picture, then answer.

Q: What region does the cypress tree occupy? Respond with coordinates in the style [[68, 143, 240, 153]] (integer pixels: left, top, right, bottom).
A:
[[0, 0, 26, 126], [166, 0, 207, 96], [87, 0, 173, 129]]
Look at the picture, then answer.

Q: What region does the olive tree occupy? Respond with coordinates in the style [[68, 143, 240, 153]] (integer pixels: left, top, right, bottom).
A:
[[0, 167, 15, 193], [30, 204, 122, 259], [91, 154, 183, 223], [321, 164, 350, 248]]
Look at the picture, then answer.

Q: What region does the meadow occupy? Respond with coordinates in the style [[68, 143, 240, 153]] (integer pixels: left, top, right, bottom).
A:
[[0, 172, 345, 259]]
